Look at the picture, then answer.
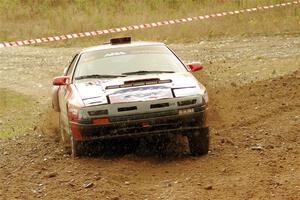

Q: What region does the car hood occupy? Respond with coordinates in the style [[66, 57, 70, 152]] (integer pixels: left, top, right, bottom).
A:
[[74, 72, 203, 106]]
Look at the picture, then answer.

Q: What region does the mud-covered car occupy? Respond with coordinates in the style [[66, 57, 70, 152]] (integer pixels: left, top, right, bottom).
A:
[[52, 37, 209, 157]]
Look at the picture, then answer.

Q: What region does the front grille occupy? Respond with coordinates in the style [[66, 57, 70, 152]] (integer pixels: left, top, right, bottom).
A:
[[110, 110, 178, 122], [88, 110, 108, 116], [80, 112, 203, 139], [150, 102, 169, 109], [118, 106, 137, 112], [110, 105, 204, 122]]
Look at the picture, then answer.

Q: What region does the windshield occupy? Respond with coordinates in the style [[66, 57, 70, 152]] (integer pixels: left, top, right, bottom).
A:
[[73, 45, 187, 80]]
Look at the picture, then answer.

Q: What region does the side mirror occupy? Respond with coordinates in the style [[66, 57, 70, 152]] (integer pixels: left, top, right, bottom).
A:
[[53, 76, 70, 86], [187, 63, 204, 72]]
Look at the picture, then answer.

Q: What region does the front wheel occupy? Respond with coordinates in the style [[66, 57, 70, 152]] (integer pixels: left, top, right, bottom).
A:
[[188, 128, 209, 156], [59, 114, 71, 153], [70, 135, 85, 158], [60, 114, 85, 158]]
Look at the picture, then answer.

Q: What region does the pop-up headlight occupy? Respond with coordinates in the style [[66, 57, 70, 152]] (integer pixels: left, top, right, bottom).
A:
[[173, 84, 208, 104], [173, 87, 200, 98]]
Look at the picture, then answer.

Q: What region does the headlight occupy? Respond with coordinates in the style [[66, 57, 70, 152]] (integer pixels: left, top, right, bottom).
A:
[[68, 104, 89, 121], [78, 109, 89, 120]]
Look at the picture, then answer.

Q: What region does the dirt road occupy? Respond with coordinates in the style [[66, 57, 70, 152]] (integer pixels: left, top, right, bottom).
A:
[[0, 35, 299, 199]]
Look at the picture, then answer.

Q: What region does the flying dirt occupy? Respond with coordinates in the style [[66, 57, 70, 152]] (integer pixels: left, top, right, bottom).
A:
[[0, 35, 299, 200]]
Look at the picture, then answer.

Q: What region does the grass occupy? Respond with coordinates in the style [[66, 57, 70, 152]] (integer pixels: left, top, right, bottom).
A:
[[0, 88, 36, 138], [0, 0, 300, 47]]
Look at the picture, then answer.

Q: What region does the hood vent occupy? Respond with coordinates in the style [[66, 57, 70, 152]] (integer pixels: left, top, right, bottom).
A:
[[106, 79, 172, 89]]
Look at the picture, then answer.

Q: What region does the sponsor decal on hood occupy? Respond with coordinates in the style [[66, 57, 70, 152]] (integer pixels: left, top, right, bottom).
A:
[[108, 85, 173, 104], [74, 72, 201, 106]]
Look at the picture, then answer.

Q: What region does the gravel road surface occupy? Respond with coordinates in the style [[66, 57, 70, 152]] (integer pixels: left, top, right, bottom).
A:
[[0, 35, 299, 200]]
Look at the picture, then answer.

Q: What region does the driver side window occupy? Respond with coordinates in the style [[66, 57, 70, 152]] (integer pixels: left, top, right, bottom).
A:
[[65, 54, 78, 76]]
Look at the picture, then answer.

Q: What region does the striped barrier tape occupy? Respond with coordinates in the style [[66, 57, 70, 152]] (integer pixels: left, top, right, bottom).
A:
[[0, 0, 299, 48]]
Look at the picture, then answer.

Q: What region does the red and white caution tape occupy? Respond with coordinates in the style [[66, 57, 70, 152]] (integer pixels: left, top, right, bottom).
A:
[[1, 0, 299, 48]]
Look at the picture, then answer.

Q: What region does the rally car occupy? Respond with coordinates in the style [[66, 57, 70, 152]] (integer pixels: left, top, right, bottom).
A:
[[52, 37, 209, 157]]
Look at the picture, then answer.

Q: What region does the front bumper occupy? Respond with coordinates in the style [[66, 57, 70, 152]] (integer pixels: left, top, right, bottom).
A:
[[71, 105, 208, 141]]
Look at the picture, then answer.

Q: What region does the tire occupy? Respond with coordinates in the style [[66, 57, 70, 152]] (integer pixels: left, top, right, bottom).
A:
[[59, 114, 71, 153], [70, 135, 85, 158], [188, 128, 209, 156], [59, 113, 85, 158]]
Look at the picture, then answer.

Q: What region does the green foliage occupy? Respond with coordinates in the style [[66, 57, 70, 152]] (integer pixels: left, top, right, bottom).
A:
[[0, 0, 299, 46]]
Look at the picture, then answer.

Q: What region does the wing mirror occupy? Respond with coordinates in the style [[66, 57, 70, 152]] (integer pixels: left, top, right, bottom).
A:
[[53, 76, 70, 86], [187, 62, 204, 72]]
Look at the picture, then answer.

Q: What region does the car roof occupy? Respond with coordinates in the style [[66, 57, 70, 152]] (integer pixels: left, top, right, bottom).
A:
[[81, 41, 165, 54]]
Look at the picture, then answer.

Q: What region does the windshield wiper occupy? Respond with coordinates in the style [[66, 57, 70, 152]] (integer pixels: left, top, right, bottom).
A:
[[122, 70, 175, 75], [75, 74, 126, 80]]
